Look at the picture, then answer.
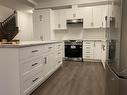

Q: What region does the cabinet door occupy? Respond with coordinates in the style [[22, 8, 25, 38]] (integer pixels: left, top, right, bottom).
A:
[[54, 9, 67, 30], [54, 10, 60, 29], [33, 9, 51, 41], [42, 56, 49, 77], [82, 7, 93, 29], [93, 6, 104, 28], [66, 9, 77, 19], [59, 10, 67, 29], [42, 54, 52, 77], [93, 42, 102, 60], [33, 10, 44, 41]]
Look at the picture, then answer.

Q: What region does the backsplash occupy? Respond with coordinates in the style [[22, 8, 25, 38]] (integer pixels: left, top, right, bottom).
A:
[[54, 27, 106, 40], [83, 28, 106, 40]]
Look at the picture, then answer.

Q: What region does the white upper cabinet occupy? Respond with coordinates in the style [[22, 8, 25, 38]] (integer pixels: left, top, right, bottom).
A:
[[66, 5, 82, 19], [83, 5, 108, 29], [54, 9, 67, 30], [66, 9, 76, 19], [93, 6, 104, 28], [66, 9, 83, 19], [33, 9, 52, 41], [34, 5, 110, 31], [81, 7, 93, 29]]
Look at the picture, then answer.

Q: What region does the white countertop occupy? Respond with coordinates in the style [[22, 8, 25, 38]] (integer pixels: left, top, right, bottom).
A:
[[0, 41, 63, 48], [83, 39, 107, 42]]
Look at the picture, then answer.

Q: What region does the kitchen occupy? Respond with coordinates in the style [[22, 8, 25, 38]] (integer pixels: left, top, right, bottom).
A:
[[0, 0, 126, 95]]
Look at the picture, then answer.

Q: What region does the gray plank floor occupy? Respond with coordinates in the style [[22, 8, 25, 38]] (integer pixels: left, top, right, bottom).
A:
[[31, 61, 106, 95]]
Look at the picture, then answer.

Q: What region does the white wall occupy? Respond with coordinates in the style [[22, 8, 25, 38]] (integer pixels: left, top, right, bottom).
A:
[[0, 5, 13, 22], [15, 12, 33, 41], [0, 5, 33, 41], [54, 26, 106, 40], [36, 0, 107, 8], [83, 29, 106, 40]]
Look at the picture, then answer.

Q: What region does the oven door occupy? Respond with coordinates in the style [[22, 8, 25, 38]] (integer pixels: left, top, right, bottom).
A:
[[65, 45, 82, 58]]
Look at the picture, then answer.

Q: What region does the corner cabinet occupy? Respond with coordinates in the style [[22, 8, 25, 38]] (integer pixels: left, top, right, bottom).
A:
[[33, 9, 53, 41], [0, 42, 63, 95]]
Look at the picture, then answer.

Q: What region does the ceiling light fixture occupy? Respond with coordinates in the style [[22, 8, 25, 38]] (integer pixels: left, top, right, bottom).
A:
[[27, 0, 37, 6], [27, 9, 33, 13]]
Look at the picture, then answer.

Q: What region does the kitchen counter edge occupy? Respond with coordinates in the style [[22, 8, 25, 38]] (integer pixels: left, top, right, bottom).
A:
[[0, 41, 64, 48]]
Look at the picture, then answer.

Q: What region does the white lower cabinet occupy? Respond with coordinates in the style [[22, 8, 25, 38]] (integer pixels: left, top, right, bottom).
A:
[[83, 41, 94, 59], [0, 42, 63, 95], [93, 42, 102, 60], [83, 41, 102, 60]]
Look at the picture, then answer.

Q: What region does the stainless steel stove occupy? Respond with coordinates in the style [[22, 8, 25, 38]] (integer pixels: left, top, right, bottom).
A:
[[64, 40, 83, 62]]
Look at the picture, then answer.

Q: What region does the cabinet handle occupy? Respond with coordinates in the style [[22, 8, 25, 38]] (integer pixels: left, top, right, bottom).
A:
[[86, 42, 90, 44], [44, 57, 47, 64], [73, 13, 76, 18], [94, 42, 95, 47], [86, 52, 90, 53], [86, 47, 90, 49], [58, 45, 61, 46], [91, 22, 94, 26], [40, 15, 43, 21], [40, 36, 43, 41], [105, 16, 108, 21], [48, 47, 52, 49], [86, 56, 90, 58], [102, 45, 106, 51], [32, 50, 39, 53], [32, 77, 39, 83], [58, 52, 61, 54], [32, 63, 38, 67], [102, 22, 104, 26], [58, 61, 61, 63], [58, 24, 61, 28]]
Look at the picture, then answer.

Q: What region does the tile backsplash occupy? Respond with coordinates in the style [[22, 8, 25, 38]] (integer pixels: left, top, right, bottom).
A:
[[54, 26, 106, 40]]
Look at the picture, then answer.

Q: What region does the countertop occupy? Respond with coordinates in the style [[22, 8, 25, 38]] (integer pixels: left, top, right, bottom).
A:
[[63, 39, 107, 42], [83, 39, 107, 42], [0, 41, 63, 48]]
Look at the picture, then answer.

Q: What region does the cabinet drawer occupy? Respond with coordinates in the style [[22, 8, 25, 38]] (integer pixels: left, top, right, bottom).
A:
[[56, 54, 62, 60], [84, 46, 93, 49], [84, 55, 93, 59], [84, 41, 94, 46], [84, 49, 93, 53], [22, 58, 42, 75], [23, 71, 43, 92], [23, 64, 43, 81], [57, 59, 62, 65], [85, 56, 91, 59], [20, 46, 43, 60], [85, 53, 93, 56], [45, 44, 55, 53], [56, 50, 62, 58], [56, 43, 63, 50]]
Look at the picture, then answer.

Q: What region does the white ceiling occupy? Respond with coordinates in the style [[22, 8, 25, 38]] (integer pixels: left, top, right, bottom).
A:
[[0, 0, 38, 11]]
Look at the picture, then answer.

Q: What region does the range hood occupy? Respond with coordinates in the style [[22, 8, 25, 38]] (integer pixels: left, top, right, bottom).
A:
[[67, 19, 83, 24]]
